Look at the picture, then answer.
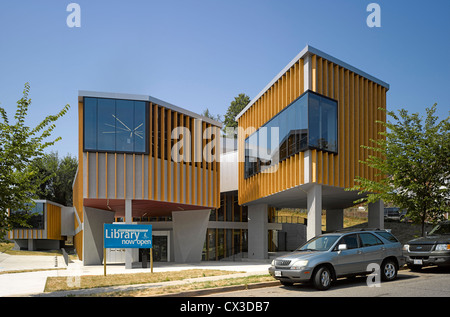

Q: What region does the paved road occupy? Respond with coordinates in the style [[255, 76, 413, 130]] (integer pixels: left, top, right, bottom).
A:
[[207, 266, 450, 297]]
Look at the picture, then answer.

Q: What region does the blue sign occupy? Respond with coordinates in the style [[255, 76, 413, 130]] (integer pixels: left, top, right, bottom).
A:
[[104, 224, 152, 249]]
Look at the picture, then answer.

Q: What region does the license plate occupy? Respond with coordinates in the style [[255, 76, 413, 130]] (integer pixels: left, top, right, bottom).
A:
[[414, 259, 423, 265], [275, 271, 282, 277]]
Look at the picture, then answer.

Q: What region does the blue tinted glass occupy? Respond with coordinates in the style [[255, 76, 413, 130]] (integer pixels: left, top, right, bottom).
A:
[[243, 91, 337, 179], [115, 100, 135, 152], [308, 93, 321, 149], [84, 98, 97, 150], [97, 98, 116, 151], [134, 101, 146, 153], [320, 97, 337, 152]]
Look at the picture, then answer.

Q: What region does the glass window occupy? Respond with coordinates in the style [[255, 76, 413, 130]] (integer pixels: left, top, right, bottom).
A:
[[359, 233, 383, 247], [337, 234, 359, 249], [97, 98, 116, 151], [83, 97, 148, 154], [10, 202, 45, 229], [244, 90, 337, 179], [376, 231, 399, 243], [84, 98, 98, 150]]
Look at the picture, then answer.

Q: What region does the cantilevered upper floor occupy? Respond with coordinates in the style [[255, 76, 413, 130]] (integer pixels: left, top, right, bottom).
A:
[[236, 45, 389, 208]]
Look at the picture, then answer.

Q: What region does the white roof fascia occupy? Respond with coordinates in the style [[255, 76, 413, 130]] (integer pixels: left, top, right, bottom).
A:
[[78, 90, 223, 128], [235, 45, 390, 121]]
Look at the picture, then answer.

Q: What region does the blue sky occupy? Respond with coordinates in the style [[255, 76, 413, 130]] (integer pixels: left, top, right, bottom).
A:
[[0, 0, 449, 158]]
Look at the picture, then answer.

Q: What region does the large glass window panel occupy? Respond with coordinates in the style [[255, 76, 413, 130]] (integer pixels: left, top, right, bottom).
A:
[[84, 98, 98, 150], [115, 99, 135, 152], [134, 101, 147, 153], [308, 93, 321, 149], [321, 98, 337, 152], [243, 90, 337, 179], [11, 202, 45, 229], [97, 98, 116, 151], [83, 97, 148, 154]]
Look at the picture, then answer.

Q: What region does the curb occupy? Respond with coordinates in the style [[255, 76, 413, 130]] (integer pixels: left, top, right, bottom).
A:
[[157, 281, 280, 297]]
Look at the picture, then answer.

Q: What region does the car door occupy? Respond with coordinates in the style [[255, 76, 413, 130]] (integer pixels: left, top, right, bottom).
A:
[[334, 234, 365, 276], [359, 233, 386, 272]]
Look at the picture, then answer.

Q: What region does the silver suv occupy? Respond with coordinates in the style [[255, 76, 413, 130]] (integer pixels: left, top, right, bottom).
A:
[[268, 229, 405, 290]]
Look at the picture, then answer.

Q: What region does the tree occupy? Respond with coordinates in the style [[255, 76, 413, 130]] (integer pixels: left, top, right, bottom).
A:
[[348, 104, 450, 236], [201, 108, 222, 123], [0, 83, 70, 241], [223, 93, 250, 131], [30, 152, 78, 206]]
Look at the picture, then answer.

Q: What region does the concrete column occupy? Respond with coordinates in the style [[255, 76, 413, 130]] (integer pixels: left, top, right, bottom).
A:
[[172, 209, 210, 263], [307, 184, 322, 240], [27, 239, 35, 251], [326, 209, 344, 232], [247, 203, 268, 260], [368, 200, 384, 229], [125, 199, 133, 269]]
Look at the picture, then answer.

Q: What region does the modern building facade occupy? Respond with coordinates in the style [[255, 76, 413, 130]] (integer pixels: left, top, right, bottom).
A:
[[236, 45, 389, 259], [73, 91, 222, 265], [7, 45, 390, 266], [8, 200, 74, 251]]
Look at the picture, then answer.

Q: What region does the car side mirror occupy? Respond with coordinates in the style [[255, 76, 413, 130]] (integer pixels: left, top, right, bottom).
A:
[[338, 244, 347, 251]]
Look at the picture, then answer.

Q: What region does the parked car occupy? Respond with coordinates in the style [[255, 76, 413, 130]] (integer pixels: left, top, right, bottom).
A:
[[384, 208, 401, 222], [403, 220, 450, 271], [268, 229, 404, 290]]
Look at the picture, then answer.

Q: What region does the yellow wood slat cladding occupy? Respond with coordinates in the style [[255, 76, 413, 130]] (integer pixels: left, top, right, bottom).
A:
[[46, 203, 62, 240], [238, 55, 386, 205], [238, 59, 305, 205], [311, 55, 386, 189], [81, 101, 221, 209]]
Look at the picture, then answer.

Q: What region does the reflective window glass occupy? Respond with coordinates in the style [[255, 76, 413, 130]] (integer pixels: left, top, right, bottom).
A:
[[83, 97, 148, 154]]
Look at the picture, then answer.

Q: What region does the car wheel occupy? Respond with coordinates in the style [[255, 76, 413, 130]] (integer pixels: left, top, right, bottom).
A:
[[312, 266, 332, 290], [381, 259, 398, 281]]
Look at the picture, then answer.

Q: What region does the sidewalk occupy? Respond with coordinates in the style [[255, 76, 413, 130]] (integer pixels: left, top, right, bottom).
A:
[[0, 253, 273, 297]]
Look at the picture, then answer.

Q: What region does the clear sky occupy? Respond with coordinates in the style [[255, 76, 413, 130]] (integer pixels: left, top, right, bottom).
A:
[[0, 0, 449, 158]]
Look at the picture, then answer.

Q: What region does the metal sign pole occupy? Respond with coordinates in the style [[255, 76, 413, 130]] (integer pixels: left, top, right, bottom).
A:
[[150, 247, 153, 273], [104, 247, 107, 276]]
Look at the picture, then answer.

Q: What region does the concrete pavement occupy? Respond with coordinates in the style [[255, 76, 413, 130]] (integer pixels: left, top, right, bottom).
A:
[[0, 252, 272, 297]]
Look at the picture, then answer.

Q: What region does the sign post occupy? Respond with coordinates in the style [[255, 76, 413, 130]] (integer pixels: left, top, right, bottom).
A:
[[103, 224, 153, 275]]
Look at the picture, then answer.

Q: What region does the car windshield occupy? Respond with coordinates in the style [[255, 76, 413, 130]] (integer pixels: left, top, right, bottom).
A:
[[297, 235, 340, 251], [428, 222, 450, 235]]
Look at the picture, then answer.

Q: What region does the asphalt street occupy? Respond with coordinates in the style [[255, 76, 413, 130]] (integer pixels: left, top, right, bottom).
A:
[[207, 266, 450, 297]]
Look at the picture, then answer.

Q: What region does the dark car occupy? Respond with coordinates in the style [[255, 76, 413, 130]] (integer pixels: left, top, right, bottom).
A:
[[403, 220, 450, 271]]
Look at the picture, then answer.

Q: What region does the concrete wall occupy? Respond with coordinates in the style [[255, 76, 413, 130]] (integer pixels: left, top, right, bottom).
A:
[[172, 209, 210, 263], [83, 207, 115, 265]]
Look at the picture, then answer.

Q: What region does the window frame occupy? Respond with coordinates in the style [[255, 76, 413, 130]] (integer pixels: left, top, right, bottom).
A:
[[244, 90, 338, 179], [83, 97, 150, 155]]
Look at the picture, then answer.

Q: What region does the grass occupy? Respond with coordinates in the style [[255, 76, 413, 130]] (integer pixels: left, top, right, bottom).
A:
[[44, 269, 243, 293], [91, 274, 274, 297], [0, 242, 62, 256]]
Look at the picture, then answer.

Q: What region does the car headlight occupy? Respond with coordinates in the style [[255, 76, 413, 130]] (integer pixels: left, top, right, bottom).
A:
[[291, 260, 308, 270], [435, 244, 450, 251], [271, 260, 276, 266], [403, 244, 410, 252]]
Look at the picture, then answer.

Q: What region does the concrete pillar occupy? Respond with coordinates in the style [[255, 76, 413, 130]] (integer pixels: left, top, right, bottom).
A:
[[326, 209, 344, 232], [83, 207, 115, 265], [307, 184, 322, 240], [27, 239, 35, 251], [368, 200, 384, 229], [172, 209, 210, 263], [125, 199, 133, 269], [247, 203, 268, 260]]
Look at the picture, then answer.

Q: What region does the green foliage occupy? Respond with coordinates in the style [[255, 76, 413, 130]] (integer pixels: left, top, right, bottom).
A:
[[0, 83, 70, 241], [201, 108, 222, 123], [348, 104, 450, 236], [30, 152, 78, 206], [223, 93, 250, 130]]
